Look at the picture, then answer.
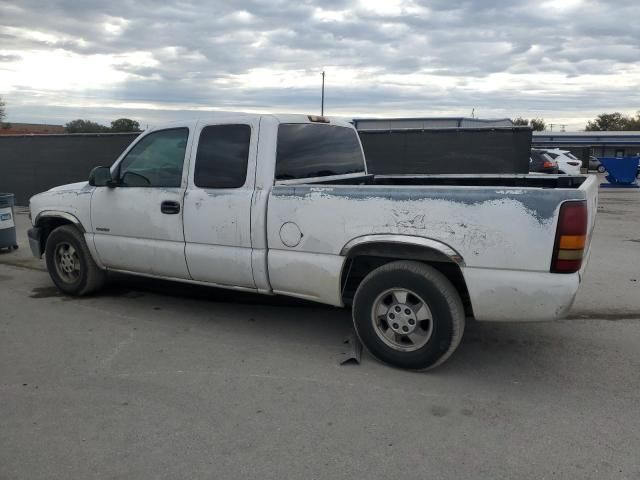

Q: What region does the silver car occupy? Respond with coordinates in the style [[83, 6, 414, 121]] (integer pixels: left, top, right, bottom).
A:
[[589, 156, 605, 173]]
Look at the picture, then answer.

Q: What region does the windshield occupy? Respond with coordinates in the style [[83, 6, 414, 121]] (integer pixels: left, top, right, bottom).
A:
[[276, 124, 365, 180]]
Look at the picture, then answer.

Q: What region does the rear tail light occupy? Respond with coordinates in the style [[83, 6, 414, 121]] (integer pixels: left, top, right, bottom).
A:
[[551, 201, 587, 273], [542, 160, 556, 168]]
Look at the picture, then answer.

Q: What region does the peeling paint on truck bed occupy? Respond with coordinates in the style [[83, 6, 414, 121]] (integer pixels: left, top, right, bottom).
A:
[[269, 184, 588, 272]]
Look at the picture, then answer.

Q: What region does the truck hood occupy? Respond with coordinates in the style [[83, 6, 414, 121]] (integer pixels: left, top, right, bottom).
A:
[[48, 181, 91, 193], [29, 181, 92, 203]]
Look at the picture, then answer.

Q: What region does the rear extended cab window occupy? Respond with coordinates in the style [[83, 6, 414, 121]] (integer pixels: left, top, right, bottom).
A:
[[275, 124, 365, 180], [194, 124, 251, 188]]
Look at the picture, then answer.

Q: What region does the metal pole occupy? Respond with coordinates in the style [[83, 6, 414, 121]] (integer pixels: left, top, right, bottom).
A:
[[321, 71, 325, 116]]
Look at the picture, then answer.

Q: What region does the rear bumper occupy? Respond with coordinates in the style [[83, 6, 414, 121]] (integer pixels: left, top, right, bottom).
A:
[[464, 267, 580, 322], [27, 227, 42, 258]]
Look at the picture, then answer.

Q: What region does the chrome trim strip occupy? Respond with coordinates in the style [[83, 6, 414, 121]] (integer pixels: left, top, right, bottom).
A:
[[340, 234, 465, 266]]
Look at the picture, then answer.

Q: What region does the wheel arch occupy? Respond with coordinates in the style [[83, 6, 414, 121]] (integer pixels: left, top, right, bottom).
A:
[[340, 235, 473, 317], [340, 234, 465, 266], [34, 211, 86, 255]]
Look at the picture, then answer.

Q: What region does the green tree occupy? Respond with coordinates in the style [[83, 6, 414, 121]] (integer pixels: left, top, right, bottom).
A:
[[65, 119, 110, 133], [512, 117, 545, 131], [110, 118, 141, 132], [529, 118, 546, 131], [585, 112, 632, 131], [626, 112, 640, 130]]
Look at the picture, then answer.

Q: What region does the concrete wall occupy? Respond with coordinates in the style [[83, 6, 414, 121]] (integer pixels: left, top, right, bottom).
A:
[[0, 133, 139, 205]]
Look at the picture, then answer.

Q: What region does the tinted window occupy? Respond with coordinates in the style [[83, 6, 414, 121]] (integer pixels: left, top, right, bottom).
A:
[[194, 125, 251, 188], [118, 128, 188, 187], [530, 150, 555, 169], [276, 124, 364, 180]]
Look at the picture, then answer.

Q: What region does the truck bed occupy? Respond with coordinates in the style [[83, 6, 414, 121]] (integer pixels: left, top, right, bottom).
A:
[[266, 174, 598, 320]]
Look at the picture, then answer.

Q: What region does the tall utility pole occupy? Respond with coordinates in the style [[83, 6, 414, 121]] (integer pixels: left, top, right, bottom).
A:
[[321, 71, 325, 116]]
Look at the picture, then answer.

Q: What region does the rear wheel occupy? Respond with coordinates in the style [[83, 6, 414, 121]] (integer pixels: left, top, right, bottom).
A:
[[352, 261, 465, 370], [45, 225, 106, 296]]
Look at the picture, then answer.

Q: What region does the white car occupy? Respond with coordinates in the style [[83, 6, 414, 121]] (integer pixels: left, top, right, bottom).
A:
[[27, 112, 598, 370], [542, 149, 582, 175]]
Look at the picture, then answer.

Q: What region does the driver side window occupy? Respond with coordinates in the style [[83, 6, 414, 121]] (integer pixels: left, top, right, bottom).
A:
[[118, 128, 189, 187]]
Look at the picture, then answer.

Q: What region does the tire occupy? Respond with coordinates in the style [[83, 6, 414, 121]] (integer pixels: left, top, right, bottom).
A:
[[352, 261, 465, 371], [597, 165, 606, 173], [45, 225, 106, 296]]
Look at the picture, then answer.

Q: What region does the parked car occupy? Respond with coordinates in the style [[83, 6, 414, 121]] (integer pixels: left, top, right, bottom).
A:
[[589, 156, 606, 173], [27, 113, 598, 371], [541, 149, 582, 175], [530, 149, 559, 174]]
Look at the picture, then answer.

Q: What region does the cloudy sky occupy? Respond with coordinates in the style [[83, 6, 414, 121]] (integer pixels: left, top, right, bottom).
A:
[[1, 0, 638, 130]]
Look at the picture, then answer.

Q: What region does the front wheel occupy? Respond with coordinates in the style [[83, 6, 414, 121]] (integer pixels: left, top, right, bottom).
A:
[[45, 225, 106, 296], [597, 165, 606, 173], [352, 261, 465, 370]]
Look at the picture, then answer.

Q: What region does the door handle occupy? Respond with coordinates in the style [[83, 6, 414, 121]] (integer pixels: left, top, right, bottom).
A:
[[161, 200, 181, 214]]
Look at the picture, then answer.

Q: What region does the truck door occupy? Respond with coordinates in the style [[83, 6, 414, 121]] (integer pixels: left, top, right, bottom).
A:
[[91, 126, 192, 279], [182, 119, 258, 288]]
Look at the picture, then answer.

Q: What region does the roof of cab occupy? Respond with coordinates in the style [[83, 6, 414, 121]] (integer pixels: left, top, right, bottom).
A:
[[146, 112, 354, 131]]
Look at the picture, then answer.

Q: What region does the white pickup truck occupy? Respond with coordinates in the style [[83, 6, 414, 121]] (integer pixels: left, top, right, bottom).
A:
[[28, 113, 598, 370]]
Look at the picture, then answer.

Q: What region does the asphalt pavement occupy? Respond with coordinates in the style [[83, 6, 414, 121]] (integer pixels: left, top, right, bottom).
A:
[[1, 186, 639, 479]]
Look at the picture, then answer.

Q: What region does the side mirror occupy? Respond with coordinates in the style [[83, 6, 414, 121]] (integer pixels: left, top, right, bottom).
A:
[[89, 166, 115, 187]]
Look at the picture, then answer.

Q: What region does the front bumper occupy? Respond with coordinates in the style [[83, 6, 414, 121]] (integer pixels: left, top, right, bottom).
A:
[[27, 227, 42, 258]]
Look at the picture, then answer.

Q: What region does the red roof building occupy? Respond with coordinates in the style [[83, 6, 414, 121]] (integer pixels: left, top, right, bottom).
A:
[[0, 123, 65, 135]]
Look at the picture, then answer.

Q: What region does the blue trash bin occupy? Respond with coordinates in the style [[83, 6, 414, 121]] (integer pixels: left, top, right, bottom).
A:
[[0, 193, 18, 251], [598, 157, 640, 187]]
